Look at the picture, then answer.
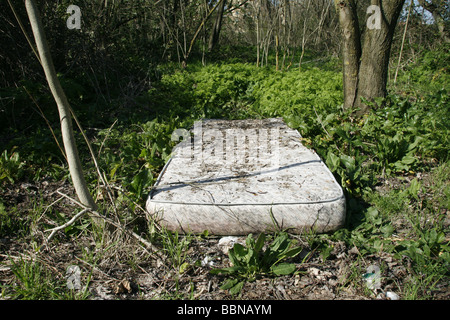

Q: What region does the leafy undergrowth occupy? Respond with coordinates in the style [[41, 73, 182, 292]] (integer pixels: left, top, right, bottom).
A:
[[0, 50, 449, 300]]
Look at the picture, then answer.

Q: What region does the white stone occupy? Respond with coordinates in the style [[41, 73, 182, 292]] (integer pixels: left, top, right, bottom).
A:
[[386, 291, 400, 300]]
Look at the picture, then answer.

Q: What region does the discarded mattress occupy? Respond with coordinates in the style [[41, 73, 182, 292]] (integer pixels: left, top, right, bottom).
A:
[[146, 118, 346, 235]]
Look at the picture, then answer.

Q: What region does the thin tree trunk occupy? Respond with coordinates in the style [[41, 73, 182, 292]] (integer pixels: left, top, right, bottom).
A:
[[25, 0, 97, 210], [417, 0, 450, 43], [184, 0, 223, 65], [256, 19, 260, 67], [394, 0, 413, 84], [275, 34, 279, 71], [208, 0, 226, 51]]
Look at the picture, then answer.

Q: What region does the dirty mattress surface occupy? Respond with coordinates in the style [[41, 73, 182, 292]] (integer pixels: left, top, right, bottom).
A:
[[146, 118, 346, 235]]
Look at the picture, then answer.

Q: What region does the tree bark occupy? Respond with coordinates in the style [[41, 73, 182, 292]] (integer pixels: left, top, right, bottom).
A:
[[208, 0, 226, 51], [355, 0, 405, 115], [25, 0, 97, 210], [184, 0, 223, 65], [335, 0, 361, 110], [335, 0, 405, 116]]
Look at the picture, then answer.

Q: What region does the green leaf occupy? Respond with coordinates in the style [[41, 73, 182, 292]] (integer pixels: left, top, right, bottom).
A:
[[281, 246, 303, 259], [210, 265, 241, 275], [401, 154, 417, 165], [271, 263, 296, 275], [229, 280, 245, 295], [232, 243, 247, 259], [109, 161, 122, 180], [179, 262, 190, 274], [219, 278, 245, 295], [326, 151, 340, 172], [219, 278, 240, 290], [228, 244, 245, 267], [381, 224, 394, 237], [269, 232, 290, 253], [436, 232, 446, 245], [254, 233, 266, 255], [340, 155, 355, 170]]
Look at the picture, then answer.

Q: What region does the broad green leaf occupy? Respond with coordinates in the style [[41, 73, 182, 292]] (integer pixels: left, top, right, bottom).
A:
[[436, 232, 446, 244], [229, 280, 245, 295], [271, 263, 296, 275], [254, 233, 266, 254], [269, 233, 289, 253], [381, 224, 395, 237], [326, 151, 340, 172], [210, 265, 241, 275], [227, 249, 239, 267], [340, 155, 355, 170], [232, 243, 247, 258], [219, 278, 240, 290], [280, 246, 303, 259]]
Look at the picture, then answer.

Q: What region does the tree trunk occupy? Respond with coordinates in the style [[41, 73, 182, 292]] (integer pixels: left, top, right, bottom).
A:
[[208, 0, 226, 51], [335, 0, 405, 116], [355, 0, 405, 115], [335, 0, 361, 110], [25, 0, 97, 210], [184, 0, 223, 65], [417, 0, 450, 43]]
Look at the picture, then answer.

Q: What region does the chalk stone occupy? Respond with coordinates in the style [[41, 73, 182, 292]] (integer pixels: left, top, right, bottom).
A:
[[146, 118, 346, 235]]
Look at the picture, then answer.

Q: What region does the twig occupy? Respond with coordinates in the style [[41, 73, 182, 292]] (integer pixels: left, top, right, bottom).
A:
[[394, 0, 413, 84], [97, 119, 118, 159], [109, 185, 162, 232], [37, 195, 65, 225], [44, 208, 89, 243], [185, 0, 223, 62], [53, 191, 164, 260], [6, 0, 41, 65], [74, 256, 119, 281]]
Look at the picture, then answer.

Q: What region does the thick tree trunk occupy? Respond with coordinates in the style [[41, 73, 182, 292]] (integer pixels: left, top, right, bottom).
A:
[[25, 0, 97, 210], [335, 0, 405, 116], [355, 0, 405, 115]]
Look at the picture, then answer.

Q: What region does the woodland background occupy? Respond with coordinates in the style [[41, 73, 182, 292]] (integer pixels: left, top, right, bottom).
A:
[[0, 0, 448, 300]]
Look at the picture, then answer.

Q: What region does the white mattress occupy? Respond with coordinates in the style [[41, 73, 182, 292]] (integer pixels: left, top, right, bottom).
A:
[[146, 118, 346, 235]]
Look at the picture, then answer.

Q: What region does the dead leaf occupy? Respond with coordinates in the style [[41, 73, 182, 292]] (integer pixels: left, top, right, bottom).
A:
[[114, 279, 133, 294]]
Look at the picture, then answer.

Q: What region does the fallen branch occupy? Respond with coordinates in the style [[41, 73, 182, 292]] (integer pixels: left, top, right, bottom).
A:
[[43, 191, 164, 260], [45, 208, 89, 243]]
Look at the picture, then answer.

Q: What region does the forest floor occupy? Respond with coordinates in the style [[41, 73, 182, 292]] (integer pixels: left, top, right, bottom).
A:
[[1, 171, 448, 301]]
